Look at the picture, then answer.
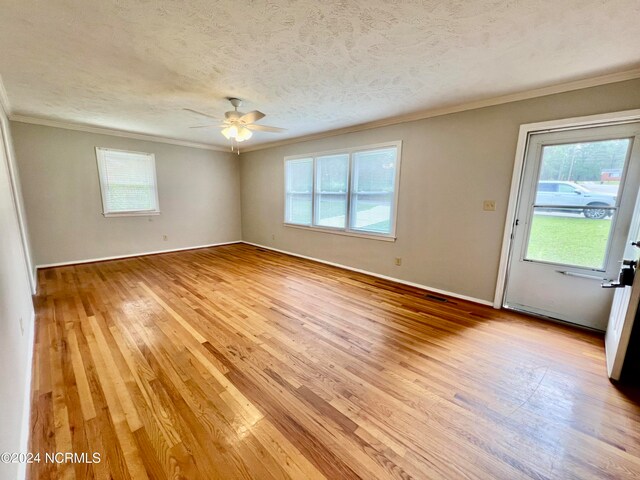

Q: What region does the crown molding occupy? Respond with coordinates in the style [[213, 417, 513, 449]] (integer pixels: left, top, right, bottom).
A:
[[241, 67, 640, 153], [4, 67, 640, 155], [9, 115, 229, 152], [0, 74, 12, 116], [2, 74, 225, 151]]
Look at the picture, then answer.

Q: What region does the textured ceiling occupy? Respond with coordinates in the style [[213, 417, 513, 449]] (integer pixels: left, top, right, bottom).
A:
[[0, 0, 639, 148]]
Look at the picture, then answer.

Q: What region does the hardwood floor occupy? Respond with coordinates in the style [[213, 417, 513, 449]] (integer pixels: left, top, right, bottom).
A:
[[28, 243, 640, 479]]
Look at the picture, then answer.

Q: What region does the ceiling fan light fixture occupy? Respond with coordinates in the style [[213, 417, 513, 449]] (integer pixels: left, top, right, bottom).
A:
[[186, 98, 283, 148], [221, 125, 238, 140], [235, 126, 253, 142]]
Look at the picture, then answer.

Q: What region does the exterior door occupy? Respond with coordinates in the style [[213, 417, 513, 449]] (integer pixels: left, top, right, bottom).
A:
[[504, 123, 640, 330], [605, 263, 640, 380], [605, 198, 640, 379]]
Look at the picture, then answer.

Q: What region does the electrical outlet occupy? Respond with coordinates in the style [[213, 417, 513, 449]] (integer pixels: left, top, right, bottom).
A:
[[163, 235, 168, 241], [19, 317, 24, 336], [395, 257, 402, 266], [483, 200, 496, 211], [272, 234, 275, 240]]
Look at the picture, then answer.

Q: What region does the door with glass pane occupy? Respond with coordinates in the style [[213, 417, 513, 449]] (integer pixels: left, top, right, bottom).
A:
[[504, 123, 640, 330]]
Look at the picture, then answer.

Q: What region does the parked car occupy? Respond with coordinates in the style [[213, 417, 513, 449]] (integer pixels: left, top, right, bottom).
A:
[[536, 181, 616, 219]]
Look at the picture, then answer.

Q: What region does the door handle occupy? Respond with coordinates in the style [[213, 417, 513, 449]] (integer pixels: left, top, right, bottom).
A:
[[601, 262, 636, 289]]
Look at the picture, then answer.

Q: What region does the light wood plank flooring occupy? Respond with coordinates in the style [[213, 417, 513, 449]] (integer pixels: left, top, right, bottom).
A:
[[28, 243, 640, 479]]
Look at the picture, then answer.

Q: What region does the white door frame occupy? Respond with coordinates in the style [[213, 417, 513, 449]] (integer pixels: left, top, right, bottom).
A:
[[494, 108, 640, 309]]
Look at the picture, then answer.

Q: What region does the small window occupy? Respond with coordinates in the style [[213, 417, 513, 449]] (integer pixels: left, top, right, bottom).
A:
[[284, 142, 401, 240], [95, 148, 160, 216]]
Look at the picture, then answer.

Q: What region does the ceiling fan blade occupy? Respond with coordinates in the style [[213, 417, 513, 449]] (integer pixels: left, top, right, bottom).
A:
[[183, 108, 220, 120], [246, 124, 286, 133], [239, 110, 265, 124], [189, 124, 222, 129]]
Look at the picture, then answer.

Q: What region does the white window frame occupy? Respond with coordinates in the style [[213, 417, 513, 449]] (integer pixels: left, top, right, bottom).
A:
[[95, 147, 161, 217], [283, 141, 402, 241]]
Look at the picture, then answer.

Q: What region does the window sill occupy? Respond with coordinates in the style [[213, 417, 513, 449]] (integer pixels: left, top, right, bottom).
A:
[[283, 223, 396, 242], [103, 211, 161, 218]]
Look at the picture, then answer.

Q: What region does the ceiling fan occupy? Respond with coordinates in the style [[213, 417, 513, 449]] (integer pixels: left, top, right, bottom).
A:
[[185, 98, 285, 152]]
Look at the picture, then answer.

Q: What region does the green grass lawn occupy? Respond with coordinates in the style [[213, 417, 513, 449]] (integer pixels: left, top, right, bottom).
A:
[[526, 214, 612, 269]]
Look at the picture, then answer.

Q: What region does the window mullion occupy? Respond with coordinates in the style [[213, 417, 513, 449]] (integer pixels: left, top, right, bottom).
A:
[[311, 156, 317, 226], [345, 151, 354, 233]]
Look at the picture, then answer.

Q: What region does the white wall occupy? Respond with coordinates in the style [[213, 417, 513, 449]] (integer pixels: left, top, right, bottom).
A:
[[0, 112, 34, 290], [10, 122, 242, 267], [240, 79, 640, 303], [0, 109, 35, 480]]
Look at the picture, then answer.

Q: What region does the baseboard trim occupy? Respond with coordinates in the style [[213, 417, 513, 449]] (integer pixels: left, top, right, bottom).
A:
[[242, 241, 494, 307], [36, 241, 242, 269], [17, 310, 36, 480], [35, 239, 494, 305]]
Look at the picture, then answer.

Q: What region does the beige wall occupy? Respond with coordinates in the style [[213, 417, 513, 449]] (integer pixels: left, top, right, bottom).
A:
[[240, 79, 640, 303], [0, 110, 34, 480], [11, 122, 242, 266], [9, 79, 640, 300]]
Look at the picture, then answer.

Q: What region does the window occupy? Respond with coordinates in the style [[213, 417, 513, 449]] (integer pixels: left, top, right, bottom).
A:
[[537, 182, 558, 192], [284, 142, 401, 239], [558, 183, 578, 194], [315, 154, 349, 228], [285, 158, 313, 225], [350, 147, 398, 234], [95, 148, 160, 216]]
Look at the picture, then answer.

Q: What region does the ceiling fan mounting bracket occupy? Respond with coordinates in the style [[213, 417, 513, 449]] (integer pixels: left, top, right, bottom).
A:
[[227, 97, 242, 109]]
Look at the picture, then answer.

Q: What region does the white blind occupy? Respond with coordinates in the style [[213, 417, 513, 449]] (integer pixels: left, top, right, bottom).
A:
[[96, 148, 160, 215]]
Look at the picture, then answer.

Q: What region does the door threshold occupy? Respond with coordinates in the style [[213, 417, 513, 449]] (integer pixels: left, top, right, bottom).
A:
[[503, 304, 605, 334]]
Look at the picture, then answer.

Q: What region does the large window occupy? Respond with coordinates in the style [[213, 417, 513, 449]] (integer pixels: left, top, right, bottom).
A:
[[95, 147, 160, 216], [284, 142, 401, 239]]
